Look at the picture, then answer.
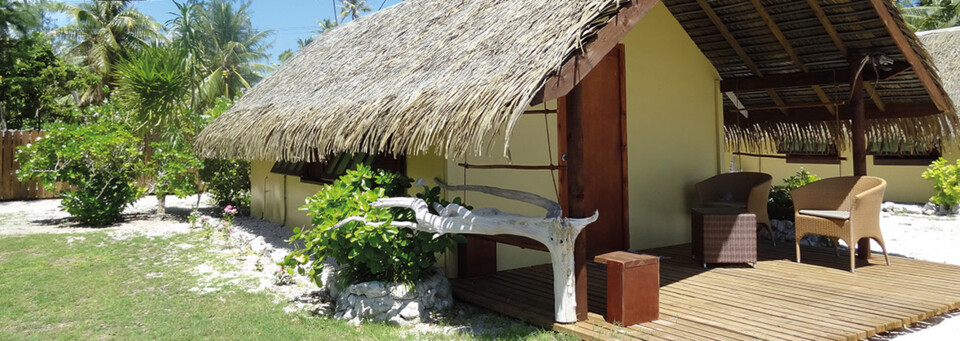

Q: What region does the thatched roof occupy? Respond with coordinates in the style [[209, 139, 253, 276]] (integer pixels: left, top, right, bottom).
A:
[[698, 0, 958, 153], [918, 27, 960, 116], [196, 0, 630, 162], [196, 0, 957, 161]]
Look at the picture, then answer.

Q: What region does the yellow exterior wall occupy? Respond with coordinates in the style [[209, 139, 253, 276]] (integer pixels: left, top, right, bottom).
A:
[[249, 160, 324, 229], [729, 149, 960, 204], [445, 110, 560, 271], [248, 3, 722, 273], [621, 3, 720, 250]]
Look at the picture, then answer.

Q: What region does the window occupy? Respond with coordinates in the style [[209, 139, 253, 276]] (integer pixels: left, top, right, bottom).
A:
[[270, 161, 306, 176], [778, 141, 841, 165], [270, 152, 406, 184], [870, 141, 941, 166]]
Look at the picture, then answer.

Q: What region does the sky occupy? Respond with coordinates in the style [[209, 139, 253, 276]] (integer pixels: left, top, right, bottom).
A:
[[55, 0, 404, 64]]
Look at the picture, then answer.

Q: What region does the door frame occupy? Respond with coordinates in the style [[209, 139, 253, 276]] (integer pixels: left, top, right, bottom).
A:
[[557, 43, 630, 251]]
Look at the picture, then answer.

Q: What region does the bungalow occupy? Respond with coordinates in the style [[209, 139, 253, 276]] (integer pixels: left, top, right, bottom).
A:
[[196, 0, 960, 336]]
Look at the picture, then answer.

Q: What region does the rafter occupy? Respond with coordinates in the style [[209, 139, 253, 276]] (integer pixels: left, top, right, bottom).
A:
[[728, 101, 845, 113], [804, 0, 889, 114], [749, 0, 837, 114], [806, 0, 848, 56], [863, 81, 886, 112], [719, 62, 911, 92], [724, 102, 941, 125], [868, 0, 950, 112], [696, 0, 790, 114]]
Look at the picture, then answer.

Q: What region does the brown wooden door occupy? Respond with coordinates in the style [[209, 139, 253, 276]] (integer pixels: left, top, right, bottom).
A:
[[559, 44, 629, 255]]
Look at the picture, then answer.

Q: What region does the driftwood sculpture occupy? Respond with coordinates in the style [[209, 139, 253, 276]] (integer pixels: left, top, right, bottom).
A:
[[332, 178, 598, 323]]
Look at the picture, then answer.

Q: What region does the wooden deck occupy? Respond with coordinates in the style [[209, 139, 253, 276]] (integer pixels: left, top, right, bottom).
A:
[[451, 243, 960, 340]]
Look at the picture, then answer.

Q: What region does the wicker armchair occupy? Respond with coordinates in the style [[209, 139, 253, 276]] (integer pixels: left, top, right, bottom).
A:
[[790, 176, 889, 273], [694, 172, 774, 244]]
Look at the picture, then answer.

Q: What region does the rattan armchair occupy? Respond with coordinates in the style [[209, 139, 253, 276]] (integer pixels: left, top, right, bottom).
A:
[[694, 172, 774, 244], [790, 176, 889, 273]]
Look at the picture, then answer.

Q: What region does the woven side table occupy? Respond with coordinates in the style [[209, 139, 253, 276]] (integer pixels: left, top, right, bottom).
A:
[[691, 207, 757, 268]]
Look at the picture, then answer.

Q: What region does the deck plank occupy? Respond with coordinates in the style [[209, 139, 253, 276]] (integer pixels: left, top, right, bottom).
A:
[[452, 243, 960, 340]]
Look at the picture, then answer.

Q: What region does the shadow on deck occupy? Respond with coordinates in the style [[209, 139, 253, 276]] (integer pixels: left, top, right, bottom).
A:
[[451, 242, 960, 341]]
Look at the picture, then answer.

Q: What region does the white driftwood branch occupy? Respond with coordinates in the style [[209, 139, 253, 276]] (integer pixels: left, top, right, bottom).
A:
[[434, 178, 563, 218], [333, 180, 597, 323]]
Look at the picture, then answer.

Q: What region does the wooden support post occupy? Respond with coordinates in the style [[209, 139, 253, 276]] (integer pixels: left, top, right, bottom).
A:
[[849, 56, 872, 259], [565, 81, 589, 321], [457, 236, 497, 279]]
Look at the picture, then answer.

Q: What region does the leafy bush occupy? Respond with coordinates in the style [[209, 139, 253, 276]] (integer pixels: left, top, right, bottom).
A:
[[16, 122, 144, 226], [0, 33, 96, 129], [921, 158, 960, 208], [768, 169, 821, 220], [198, 158, 250, 207], [283, 165, 462, 287], [149, 140, 202, 214]]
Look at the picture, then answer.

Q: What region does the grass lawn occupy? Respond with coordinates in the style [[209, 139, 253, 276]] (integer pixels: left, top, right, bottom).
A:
[[0, 231, 574, 340]]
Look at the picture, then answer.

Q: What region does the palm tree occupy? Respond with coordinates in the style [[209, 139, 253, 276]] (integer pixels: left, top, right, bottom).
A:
[[898, 0, 960, 31], [113, 44, 197, 215], [317, 18, 339, 35], [278, 36, 316, 64], [169, 0, 273, 108], [338, 0, 370, 21], [113, 45, 190, 139], [48, 0, 164, 103], [0, 0, 41, 39]]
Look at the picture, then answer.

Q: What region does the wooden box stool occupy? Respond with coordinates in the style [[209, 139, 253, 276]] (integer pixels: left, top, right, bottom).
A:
[[691, 207, 757, 268], [594, 251, 659, 326]]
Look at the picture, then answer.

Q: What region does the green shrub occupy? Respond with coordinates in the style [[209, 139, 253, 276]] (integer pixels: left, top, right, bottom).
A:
[[921, 158, 960, 208], [768, 169, 821, 220], [149, 140, 202, 214], [198, 158, 250, 207], [283, 165, 462, 287], [16, 122, 144, 226]]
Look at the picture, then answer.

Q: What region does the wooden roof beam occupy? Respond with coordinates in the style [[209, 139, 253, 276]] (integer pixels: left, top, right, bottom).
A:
[[728, 101, 845, 113], [696, 0, 790, 115], [719, 62, 911, 92], [806, 0, 888, 113], [806, 0, 849, 57], [868, 0, 951, 112], [532, 0, 661, 105], [750, 0, 838, 114], [724, 102, 941, 124], [863, 81, 886, 112]]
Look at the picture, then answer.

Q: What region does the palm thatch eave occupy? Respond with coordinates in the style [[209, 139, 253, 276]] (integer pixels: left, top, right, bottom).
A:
[[194, 0, 631, 162]]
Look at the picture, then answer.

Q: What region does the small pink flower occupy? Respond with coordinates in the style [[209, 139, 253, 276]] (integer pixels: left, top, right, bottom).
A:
[[224, 205, 238, 215], [221, 221, 228, 227]]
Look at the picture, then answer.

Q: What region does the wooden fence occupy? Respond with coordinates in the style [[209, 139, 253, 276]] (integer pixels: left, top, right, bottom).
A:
[[0, 130, 58, 201]]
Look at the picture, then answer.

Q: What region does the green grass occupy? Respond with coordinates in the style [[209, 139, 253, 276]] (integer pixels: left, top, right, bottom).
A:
[[0, 231, 574, 340]]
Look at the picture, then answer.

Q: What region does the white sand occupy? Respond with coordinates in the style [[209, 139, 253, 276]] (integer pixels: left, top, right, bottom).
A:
[[0, 195, 207, 236]]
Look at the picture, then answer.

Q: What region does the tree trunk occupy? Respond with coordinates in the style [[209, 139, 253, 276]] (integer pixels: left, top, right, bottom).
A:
[[157, 194, 166, 215], [0, 103, 7, 130]]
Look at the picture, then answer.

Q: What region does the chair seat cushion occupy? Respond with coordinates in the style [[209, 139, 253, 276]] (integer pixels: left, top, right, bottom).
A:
[[704, 200, 747, 209], [798, 209, 851, 220]]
